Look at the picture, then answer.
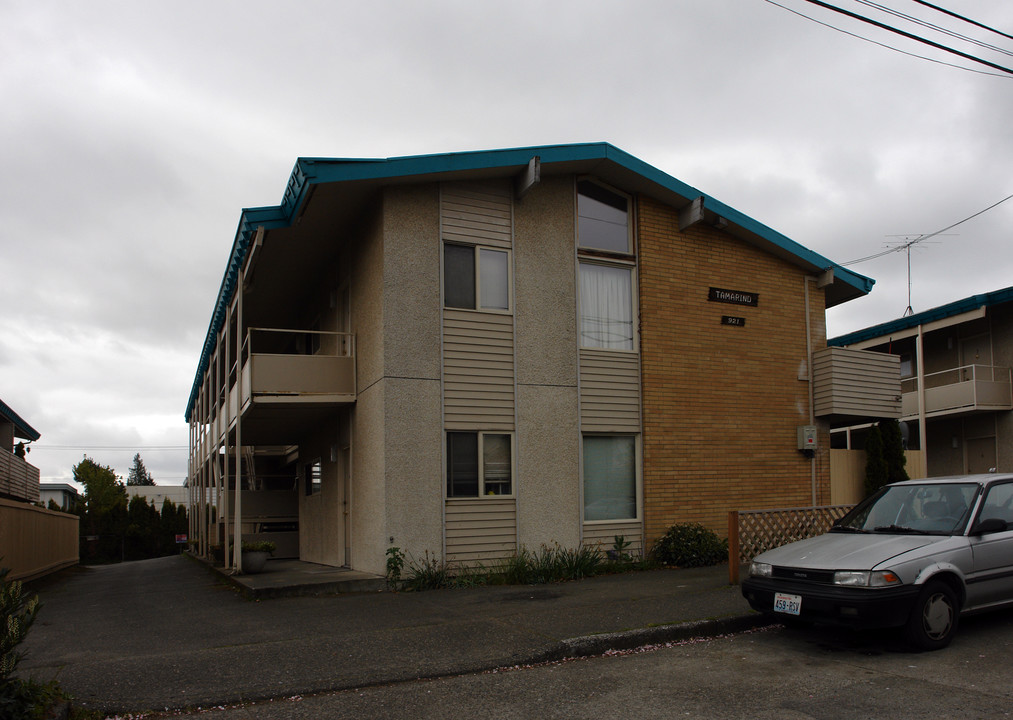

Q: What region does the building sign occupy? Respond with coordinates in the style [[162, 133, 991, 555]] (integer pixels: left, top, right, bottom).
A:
[[708, 287, 758, 307], [722, 316, 746, 327]]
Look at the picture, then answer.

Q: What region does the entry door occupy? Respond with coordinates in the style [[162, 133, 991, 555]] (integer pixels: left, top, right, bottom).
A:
[[967, 436, 997, 474], [960, 335, 992, 381]]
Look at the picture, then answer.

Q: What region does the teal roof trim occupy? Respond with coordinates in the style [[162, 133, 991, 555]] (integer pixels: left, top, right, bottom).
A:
[[0, 397, 40, 441], [829, 285, 1013, 347], [186, 142, 874, 420]]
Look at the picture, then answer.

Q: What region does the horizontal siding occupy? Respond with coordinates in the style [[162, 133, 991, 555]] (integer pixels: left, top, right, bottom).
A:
[[444, 310, 515, 429], [441, 182, 512, 249], [813, 347, 901, 418], [446, 498, 517, 566], [582, 520, 644, 557], [580, 349, 641, 432]]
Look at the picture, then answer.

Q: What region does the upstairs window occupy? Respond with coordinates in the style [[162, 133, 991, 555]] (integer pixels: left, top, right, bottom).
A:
[[444, 243, 510, 311], [578, 180, 631, 254], [579, 262, 634, 350], [446, 432, 512, 497]]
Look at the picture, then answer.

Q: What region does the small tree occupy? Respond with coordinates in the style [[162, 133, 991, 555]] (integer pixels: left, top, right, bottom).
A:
[[864, 424, 889, 497], [127, 453, 155, 486], [880, 419, 909, 485]]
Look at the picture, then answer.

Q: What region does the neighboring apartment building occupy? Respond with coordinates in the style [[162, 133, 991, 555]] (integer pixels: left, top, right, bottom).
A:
[[830, 286, 1013, 478], [185, 143, 881, 575], [40, 482, 79, 511], [1, 397, 41, 503]]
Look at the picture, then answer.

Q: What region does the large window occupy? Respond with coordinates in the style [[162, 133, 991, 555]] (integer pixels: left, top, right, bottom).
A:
[[447, 432, 512, 497], [583, 435, 637, 521], [579, 262, 634, 350], [444, 244, 510, 311], [578, 180, 631, 254]]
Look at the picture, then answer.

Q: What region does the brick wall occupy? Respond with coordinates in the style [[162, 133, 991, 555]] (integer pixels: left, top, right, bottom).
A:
[[637, 196, 830, 543]]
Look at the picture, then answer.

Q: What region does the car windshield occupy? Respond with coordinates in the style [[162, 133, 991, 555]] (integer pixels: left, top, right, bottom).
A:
[[834, 482, 980, 536]]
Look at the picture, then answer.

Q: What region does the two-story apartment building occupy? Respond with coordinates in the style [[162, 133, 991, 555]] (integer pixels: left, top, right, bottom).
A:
[[185, 143, 879, 575], [830, 286, 1013, 478], [1, 397, 41, 504]]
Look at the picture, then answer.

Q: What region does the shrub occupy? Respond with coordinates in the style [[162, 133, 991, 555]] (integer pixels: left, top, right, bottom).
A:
[[502, 544, 604, 584], [404, 551, 452, 591], [652, 523, 728, 568]]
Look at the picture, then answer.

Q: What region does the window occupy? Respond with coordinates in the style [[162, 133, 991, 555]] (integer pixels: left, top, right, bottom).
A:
[[579, 262, 634, 350], [583, 435, 637, 521], [444, 244, 510, 311], [578, 180, 631, 253], [305, 459, 322, 496], [447, 432, 512, 497]]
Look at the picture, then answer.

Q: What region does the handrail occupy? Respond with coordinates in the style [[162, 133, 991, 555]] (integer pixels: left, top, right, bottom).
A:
[[902, 363, 1011, 391]]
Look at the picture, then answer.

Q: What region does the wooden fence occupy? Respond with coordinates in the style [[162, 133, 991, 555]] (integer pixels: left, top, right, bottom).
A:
[[0, 497, 79, 581], [727, 504, 854, 584], [0, 450, 40, 503]]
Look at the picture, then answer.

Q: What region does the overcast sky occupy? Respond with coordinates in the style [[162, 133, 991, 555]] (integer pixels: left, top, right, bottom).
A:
[[2, 0, 1011, 488]]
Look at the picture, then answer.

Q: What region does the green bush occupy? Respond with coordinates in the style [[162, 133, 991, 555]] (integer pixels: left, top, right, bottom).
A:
[[502, 544, 604, 584], [652, 523, 728, 568]]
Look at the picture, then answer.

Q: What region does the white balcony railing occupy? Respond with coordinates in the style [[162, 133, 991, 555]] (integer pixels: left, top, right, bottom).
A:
[[239, 327, 356, 407], [901, 364, 1012, 418]]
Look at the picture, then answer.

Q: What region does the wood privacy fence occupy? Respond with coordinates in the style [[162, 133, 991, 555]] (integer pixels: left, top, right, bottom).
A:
[[0, 450, 40, 503], [727, 504, 854, 584], [0, 497, 79, 581]]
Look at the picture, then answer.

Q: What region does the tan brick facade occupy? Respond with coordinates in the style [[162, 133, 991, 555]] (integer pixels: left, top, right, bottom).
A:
[[637, 196, 831, 543]]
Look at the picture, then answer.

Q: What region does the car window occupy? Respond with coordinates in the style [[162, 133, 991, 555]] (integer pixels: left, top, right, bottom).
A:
[[978, 483, 1013, 525], [837, 483, 980, 535]]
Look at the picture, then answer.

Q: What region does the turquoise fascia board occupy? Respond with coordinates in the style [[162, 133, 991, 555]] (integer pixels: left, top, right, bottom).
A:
[[0, 397, 40, 441], [186, 142, 873, 419], [829, 285, 1013, 347]]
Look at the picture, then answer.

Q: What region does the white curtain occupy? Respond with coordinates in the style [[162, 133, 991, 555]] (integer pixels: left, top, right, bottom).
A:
[[580, 263, 633, 350]]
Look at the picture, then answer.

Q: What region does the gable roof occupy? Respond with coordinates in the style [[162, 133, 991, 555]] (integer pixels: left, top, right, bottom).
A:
[[186, 142, 874, 420], [0, 397, 40, 442], [829, 284, 1013, 347]]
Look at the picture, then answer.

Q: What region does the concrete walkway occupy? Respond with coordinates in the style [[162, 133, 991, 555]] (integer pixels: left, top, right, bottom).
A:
[[18, 555, 762, 715]]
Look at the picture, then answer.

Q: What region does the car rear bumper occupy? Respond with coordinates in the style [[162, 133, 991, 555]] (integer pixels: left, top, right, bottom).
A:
[[741, 576, 922, 629]]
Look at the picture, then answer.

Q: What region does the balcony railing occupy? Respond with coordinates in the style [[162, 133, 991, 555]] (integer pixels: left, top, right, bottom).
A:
[[238, 327, 356, 409], [901, 364, 1013, 418], [0, 450, 41, 503]]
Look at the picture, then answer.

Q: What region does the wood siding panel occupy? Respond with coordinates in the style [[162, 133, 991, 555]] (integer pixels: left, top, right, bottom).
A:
[[582, 520, 644, 557], [446, 498, 517, 566], [580, 350, 641, 432], [813, 347, 902, 419], [441, 183, 512, 249], [444, 310, 515, 429]]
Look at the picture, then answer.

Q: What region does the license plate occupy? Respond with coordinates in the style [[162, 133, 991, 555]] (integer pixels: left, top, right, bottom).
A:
[[774, 592, 802, 616]]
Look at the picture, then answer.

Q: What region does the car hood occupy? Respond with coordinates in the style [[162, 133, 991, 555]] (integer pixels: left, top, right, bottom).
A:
[[754, 532, 949, 571]]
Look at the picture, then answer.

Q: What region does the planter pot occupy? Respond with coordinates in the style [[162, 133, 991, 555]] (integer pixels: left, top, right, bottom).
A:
[[242, 551, 271, 574]]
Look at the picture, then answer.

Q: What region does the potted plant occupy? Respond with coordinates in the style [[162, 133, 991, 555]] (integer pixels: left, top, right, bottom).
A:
[[240, 540, 276, 574]]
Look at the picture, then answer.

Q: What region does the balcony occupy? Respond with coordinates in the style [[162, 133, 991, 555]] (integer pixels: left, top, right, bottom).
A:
[[0, 450, 41, 503], [217, 328, 356, 444], [902, 364, 1013, 419]]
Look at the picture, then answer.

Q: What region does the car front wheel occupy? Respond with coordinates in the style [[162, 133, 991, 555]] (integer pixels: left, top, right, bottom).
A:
[[905, 580, 959, 651]]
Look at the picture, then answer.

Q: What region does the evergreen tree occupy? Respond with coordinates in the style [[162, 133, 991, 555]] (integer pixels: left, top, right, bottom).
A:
[[864, 425, 889, 498], [879, 419, 909, 485], [126, 453, 156, 486], [73, 457, 128, 563]]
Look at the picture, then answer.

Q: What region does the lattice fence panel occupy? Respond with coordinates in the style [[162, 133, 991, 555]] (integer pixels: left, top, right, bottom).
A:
[[735, 505, 854, 563]]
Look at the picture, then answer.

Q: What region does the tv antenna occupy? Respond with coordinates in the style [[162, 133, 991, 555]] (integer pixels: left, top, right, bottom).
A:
[[884, 235, 952, 316]]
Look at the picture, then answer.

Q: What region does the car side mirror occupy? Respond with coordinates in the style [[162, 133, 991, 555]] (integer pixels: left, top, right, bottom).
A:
[[970, 518, 1009, 536]]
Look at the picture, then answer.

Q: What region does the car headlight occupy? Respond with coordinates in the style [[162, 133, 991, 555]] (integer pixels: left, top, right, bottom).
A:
[[749, 561, 772, 578], [833, 570, 901, 587]]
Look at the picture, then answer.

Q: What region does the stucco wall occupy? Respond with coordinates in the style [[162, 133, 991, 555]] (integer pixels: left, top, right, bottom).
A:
[[513, 175, 580, 548], [638, 195, 830, 543]]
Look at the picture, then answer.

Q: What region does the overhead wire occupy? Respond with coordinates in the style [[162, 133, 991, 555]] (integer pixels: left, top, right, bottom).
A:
[[856, 0, 1013, 57], [797, 0, 1013, 75], [763, 0, 1013, 77], [910, 0, 1013, 42]]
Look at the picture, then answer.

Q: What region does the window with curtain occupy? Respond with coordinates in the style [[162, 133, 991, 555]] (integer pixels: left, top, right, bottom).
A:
[[579, 262, 634, 350], [444, 243, 510, 311], [583, 435, 637, 521], [446, 432, 513, 497]]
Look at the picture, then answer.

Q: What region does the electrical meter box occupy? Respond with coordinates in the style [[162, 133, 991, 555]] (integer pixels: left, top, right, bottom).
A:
[[797, 425, 818, 451]]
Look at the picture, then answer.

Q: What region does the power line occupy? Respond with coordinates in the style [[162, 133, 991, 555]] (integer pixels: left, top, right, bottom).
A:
[[30, 445, 187, 451], [764, 0, 1013, 77], [856, 0, 1013, 58], [911, 0, 1013, 42], [839, 192, 1013, 267], [798, 0, 1013, 75]]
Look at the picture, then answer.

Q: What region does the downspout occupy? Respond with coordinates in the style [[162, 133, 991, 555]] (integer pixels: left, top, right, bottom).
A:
[[804, 277, 816, 506]]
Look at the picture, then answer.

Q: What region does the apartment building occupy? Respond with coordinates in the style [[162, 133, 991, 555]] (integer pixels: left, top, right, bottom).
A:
[[185, 143, 878, 575], [830, 286, 1013, 478]]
